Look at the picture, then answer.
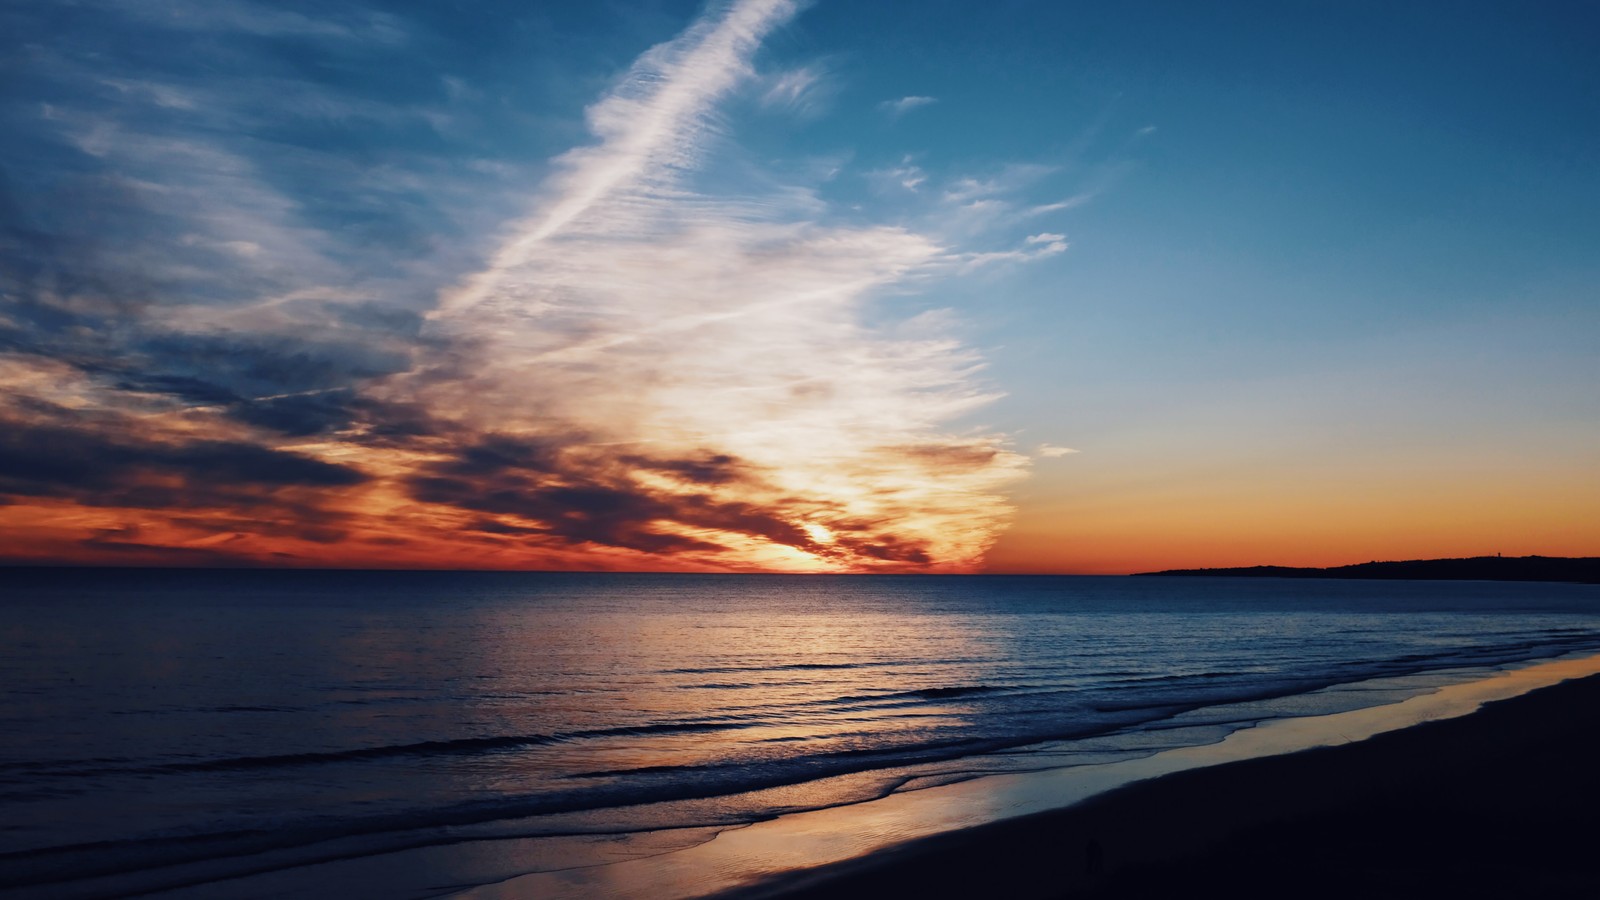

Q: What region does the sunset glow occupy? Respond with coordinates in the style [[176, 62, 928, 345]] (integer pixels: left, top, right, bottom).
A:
[[8, 8, 1600, 895], [3, 0, 1596, 572], [1, 0, 1032, 572]]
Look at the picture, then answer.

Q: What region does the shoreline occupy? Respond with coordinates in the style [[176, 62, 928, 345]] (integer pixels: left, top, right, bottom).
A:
[[456, 653, 1600, 900], [716, 665, 1600, 899]]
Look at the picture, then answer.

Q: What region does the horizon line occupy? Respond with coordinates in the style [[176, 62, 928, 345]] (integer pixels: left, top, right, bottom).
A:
[[2, 553, 1592, 578]]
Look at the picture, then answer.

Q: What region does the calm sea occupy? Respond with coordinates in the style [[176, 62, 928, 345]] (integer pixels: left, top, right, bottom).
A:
[[3, 570, 1599, 898]]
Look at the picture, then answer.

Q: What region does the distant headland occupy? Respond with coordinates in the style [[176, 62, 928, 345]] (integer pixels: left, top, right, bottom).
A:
[[1136, 555, 1600, 584]]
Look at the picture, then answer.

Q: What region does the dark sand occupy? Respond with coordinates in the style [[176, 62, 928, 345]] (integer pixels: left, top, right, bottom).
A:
[[724, 672, 1600, 900]]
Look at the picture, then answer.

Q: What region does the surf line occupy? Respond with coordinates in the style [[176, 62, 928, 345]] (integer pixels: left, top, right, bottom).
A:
[[454, 651, 1600, 900]]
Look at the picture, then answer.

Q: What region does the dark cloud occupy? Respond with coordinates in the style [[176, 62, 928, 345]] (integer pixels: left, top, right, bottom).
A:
[[466, 518, 546, 537], [228, 390, 365, 437], [74, 538, 268, 566], [364, 535, 412, 547], [133, 332, 413, 396], [0, 171, 166, 359], [407, 472, 690, 553], [623, 453, 744, 485], [165, 516, 350, 545], [840, 536, 933, 565], [112, 373, 242, 406], [113, 332, 419, 435], [221, 388, 441, 441], [433, 434, 561, 477], [352, 399, 448, 445], [0, 418, 370, 506], [408, 447, 838, 556], [0, 161, 435, 441], [668, 494, 818, 550], [0, 0, 482, 456]]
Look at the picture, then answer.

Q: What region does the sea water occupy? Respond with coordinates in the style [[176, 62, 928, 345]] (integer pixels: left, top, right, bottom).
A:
[[3, 570, 1598, 898]]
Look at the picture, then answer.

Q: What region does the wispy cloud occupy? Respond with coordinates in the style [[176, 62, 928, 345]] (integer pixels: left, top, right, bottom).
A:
[[437, 0, 801, 317], [943, 163, 1058, 205], [1037, 444, 1080, 458], [867, 155, 928, 192], [0, 0, 1032, 572], [958, 236, 1069, 272], [759, 64, 833, 118], [105, 0, 407, 43], [419, 0, 1025, 571], [1025, 192, 1097, 216], [879, 95, 938, 119]]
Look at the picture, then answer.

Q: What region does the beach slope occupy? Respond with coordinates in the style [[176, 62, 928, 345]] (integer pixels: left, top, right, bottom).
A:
[[726, 672, 1600, 899]]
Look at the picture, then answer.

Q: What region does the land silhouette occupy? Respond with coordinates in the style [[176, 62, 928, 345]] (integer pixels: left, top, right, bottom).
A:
[[1136, 555, 1600, 584]]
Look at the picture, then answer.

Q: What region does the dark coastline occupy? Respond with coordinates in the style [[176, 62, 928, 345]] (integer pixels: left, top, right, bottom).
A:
[[1136, 554, 1600, 584], [728, 672, 1600, 900]]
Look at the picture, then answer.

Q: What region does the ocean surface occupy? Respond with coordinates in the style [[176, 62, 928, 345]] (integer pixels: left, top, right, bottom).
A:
[[4, 570, 1600, 898]]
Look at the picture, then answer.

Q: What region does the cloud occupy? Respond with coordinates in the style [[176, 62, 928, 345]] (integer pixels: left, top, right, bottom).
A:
[[436, 0, 805, 315], [879, 95, 938, 119], [867, 156, 927, 192], [1025, 193, 1096, 216], [759, 64, 832, 117], [415, 0, 1025, 571], [928, 164, 1072, 238], [942, 164, 1059, 205], [0, 403, 369, 511], [1037, 444, 1080, 458], [105, 0, 408, 44], [0, 0, 496, 565], [960, 232, 1069, 271], [0, 0, 1033, 572]]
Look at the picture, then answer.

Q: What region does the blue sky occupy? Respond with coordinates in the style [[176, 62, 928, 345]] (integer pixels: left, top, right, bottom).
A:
[[2, 0, 1596, 571]]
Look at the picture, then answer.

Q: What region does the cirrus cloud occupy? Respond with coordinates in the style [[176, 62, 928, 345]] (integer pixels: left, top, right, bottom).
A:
[[0, 0, 1041, 572]]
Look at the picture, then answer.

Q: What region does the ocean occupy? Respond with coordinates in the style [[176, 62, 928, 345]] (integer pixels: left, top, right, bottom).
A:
[[4, 570, 1599, 898]]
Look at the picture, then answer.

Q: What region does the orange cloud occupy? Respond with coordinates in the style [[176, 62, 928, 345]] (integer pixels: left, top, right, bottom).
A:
[[0, 0, 1030, 573]]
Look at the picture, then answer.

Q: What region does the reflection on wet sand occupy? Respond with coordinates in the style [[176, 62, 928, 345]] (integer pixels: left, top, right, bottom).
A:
[[458, 652, 1600, 899]]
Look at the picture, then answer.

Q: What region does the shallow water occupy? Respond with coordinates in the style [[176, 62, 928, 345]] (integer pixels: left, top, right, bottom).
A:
[[3, 570, 1599, 897], [463, 653, 1600, 900]]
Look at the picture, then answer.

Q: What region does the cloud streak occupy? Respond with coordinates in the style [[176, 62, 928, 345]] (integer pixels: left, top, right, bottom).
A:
[[438, 0, 800, 318], [879, 95, 938, 119]]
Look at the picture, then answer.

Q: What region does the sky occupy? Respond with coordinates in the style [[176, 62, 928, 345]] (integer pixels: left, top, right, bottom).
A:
[[1, 0, 1596, 573]]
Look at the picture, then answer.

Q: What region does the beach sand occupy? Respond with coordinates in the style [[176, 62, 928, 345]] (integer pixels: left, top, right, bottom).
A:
[[725, 672, 1600, 899]]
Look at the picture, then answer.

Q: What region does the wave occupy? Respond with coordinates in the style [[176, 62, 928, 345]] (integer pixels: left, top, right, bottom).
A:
[[1102, 671, 1250, 686], [36, 643, 1524, 896], [0, 732, 1033, 895], [16, 633, 1600, 783], [661, 660, 906, 675], [8, 721, 762, 779], [796, 683, 1024, 709]]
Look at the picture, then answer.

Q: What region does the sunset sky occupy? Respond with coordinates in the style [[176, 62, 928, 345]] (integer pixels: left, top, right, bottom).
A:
[[2, 0, 1596, 573]]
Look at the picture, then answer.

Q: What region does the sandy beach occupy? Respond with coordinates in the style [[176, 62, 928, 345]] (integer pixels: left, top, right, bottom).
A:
[[727, 671, 1600, 899]]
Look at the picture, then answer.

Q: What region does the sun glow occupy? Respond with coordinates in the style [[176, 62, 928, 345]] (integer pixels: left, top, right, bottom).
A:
[[802, 523, 837, 545]]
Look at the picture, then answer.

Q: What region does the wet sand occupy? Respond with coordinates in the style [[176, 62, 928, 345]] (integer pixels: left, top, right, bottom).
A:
[[725, 672, 1600, 899]]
